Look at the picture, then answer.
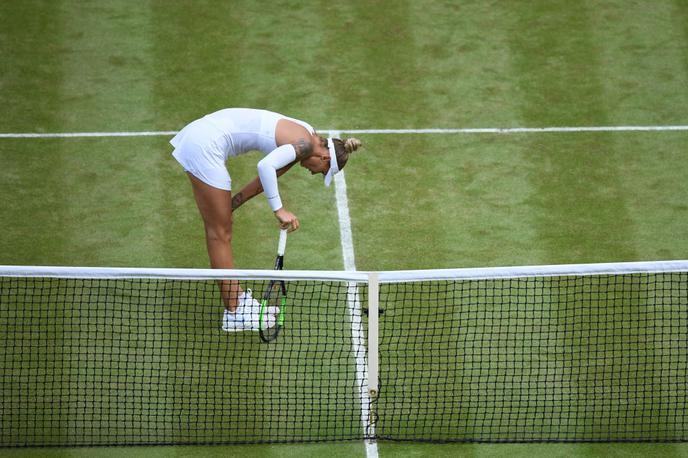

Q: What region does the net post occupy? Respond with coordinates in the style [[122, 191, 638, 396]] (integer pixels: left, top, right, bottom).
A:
[[367, 272, 379, 398]]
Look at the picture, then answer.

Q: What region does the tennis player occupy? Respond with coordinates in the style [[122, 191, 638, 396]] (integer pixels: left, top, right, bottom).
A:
[[170, 108, 362, 332]]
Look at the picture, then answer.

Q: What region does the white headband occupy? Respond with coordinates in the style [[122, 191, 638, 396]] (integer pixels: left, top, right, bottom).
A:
[[324, 137, 339, 187]]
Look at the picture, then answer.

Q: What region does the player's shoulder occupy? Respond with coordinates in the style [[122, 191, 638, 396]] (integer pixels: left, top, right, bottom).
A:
[[275, 116, 315, 146]]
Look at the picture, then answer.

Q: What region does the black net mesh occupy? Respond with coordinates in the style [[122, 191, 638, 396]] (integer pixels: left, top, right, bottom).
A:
[[2, 270, 687, 446], [0, 277, 367, 446]]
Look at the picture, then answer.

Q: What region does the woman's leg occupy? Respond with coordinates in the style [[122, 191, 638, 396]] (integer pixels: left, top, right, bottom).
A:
[[187, 172, 240, 311]]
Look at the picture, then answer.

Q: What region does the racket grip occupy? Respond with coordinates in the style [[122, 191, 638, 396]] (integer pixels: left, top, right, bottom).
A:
[[277, 228, 288, 256]]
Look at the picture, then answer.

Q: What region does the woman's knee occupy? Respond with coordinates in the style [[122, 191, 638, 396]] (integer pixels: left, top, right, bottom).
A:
[[205, 223, 233, 244]]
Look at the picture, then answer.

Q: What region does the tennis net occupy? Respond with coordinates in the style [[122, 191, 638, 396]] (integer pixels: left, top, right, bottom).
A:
[[1, 261, 687, 446]]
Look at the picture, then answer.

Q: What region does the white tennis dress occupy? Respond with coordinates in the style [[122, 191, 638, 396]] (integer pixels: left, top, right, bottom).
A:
[[170, 108, 314, 196]]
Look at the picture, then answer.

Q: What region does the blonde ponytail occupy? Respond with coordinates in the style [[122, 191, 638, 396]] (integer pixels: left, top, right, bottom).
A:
[[332, 137, 362, 171], [344, 137, 362, 155]]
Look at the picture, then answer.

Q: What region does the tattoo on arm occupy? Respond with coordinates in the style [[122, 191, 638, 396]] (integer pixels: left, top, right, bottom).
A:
[[231, 192, 244, 211], [293, 138, 313, 161]]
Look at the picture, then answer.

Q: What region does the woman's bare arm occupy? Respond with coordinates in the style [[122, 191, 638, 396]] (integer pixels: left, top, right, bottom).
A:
[[232, 162, 296, 211]]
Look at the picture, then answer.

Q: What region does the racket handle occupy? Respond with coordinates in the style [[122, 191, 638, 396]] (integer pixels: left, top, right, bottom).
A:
[[277, 228, 288, 256]]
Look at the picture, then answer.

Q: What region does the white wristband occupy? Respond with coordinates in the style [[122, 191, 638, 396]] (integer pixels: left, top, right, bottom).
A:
[[267, 195, 283, 212]]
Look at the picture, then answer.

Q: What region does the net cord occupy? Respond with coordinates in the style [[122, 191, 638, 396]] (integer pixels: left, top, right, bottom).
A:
[[1, 260, 687, 282]]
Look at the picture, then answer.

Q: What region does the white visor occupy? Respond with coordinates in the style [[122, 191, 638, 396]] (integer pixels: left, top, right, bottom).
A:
[[324, 138, 340, 187]]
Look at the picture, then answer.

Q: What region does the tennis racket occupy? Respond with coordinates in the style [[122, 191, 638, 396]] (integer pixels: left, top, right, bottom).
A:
[[259, 228, 288, 342]]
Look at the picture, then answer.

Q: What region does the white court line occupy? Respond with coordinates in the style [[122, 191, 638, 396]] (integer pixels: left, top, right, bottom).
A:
[[329, 125, 688, 135], [1, 125, 688, 138], [0, 131, 178, 138], [332, 131, 378, 458]]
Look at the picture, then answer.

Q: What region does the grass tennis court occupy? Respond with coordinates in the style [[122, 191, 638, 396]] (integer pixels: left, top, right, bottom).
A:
[[2, 0, 688, 456]]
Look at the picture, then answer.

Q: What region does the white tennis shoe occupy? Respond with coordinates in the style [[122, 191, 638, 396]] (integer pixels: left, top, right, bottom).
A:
[[221, 289, 279, 332]]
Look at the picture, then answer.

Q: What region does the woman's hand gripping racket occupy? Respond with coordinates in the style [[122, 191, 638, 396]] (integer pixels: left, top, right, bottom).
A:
[[259, 229, 288, 342]]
